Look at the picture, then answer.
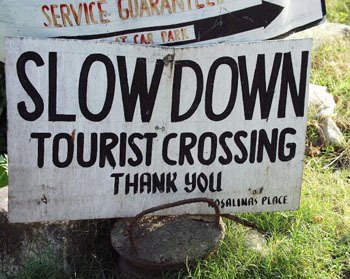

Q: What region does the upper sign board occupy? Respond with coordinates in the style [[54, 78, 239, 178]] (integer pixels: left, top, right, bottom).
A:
[[6, 37, 311, 222], [1, 0, 325, 61]]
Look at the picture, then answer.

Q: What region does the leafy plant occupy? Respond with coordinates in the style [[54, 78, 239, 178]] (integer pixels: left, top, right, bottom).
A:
[[15, 248, 69, 279], [0, 154, 7, 188], [327, 0, 350, 24]]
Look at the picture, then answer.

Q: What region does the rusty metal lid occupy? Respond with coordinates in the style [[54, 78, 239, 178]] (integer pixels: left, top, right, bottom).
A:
[[111, 215, 225, 270], [110, 199, 226, 270]]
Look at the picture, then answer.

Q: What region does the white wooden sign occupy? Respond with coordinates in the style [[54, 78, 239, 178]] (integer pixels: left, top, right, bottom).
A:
[[6, 37, 312, 222], [0, 0, 325, 61]]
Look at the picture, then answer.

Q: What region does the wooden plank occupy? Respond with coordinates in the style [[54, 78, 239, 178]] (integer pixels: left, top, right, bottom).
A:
[[6, 37, 312, 222], [0, 0, 326, 61]]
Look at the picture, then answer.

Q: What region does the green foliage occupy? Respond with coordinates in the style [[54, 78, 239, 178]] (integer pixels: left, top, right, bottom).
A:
[[309, 35, 350, 171], [15, 248, 69, 279], [327, 0, 350, 25], [311, 39, 350, 122], [0, 154, 7, 188]]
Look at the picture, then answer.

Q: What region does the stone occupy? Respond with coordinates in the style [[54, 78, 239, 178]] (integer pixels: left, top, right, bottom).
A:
[[117, 258, 164, 279], [0, 186, 116, 277], [321, 118, 344, 145], [243, 229, 268, 255], [307, 84, 344, 145], [111, 215, 226, 279], [0, 186, 7, 212], [287, 22, 350, 50], [309, 84, 336, 118]]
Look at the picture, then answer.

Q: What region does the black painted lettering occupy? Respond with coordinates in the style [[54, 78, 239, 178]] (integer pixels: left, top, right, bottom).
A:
[[249, 130, 258, 163], [198, 132, 217, 165], [179, 133, 197, 165], [52, 133, 74, 168], [184, 172, 196, 193], [278, 51, 309, 118], [218, 132, 233, 165], [17, 52, 45, 121], [30, 132, 51, 168], [239, 53, 282, 120], [128, 133, 143, 166], [49, 52, 76, 121], [278, 128, 296, 161], [241, 198, 248, 206], [117, 56, 164, 122], [79, 54, 115, 121], [166, 173, 178, 193], [257, 128, 278, 163], [209, 172, 222, 192], [171, 60, 203, 122], [99, 133, 118, 168], [140, 173, 152, 193], [197, 173, 208, 193], [162, 133, 177, 165], [111, 173, 124, 195], [119, 132, 127, 167], [144, 133, 157, 166], [77, 132, 97, 167], [205, 57, 238, 121], [152, 173, 165, 193], [234, 131, 248, 164], [125, 173, 138, 194]]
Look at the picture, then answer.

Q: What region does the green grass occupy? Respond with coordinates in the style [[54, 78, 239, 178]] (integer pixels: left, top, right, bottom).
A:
[[14, 248, 69, 279], [307, 23, 350, 169], [311, 39, 350, 122], [327, 0, 350, 25]]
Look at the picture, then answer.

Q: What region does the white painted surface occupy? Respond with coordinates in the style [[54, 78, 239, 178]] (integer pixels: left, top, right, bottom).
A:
[[6, 37, 311, 222], [0, 0, 325, 61]]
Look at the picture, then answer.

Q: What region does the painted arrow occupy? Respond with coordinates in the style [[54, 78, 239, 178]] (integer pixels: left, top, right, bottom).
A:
[[0, 0, 326, 61], [62, 1, 284, 44], [193, 1, 284, 43]]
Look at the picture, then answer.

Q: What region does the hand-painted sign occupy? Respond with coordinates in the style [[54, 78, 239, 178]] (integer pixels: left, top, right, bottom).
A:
[[1, 0, 325, 61], [6, 37, 312, 222]]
